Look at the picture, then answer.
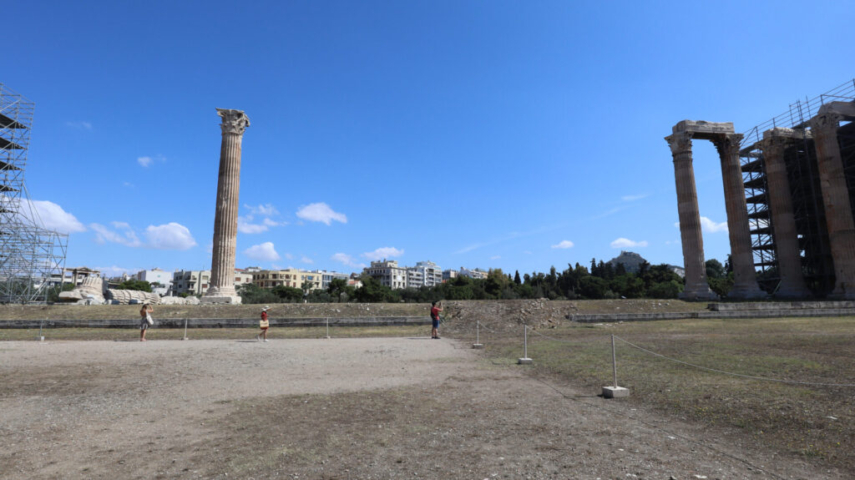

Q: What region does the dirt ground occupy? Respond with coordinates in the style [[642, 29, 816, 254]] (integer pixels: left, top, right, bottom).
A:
[[0, 338, 843, 479]]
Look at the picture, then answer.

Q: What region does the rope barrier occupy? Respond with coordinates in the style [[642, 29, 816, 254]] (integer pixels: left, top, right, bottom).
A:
[[614, 334, 855, 388]]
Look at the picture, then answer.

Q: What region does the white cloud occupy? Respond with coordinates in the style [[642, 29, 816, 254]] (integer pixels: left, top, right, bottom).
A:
[[551, 240, 575, 249], [238, 216, 268, 234], [245, 204, 279, 216], [137, 154, 165, 168], [123, 182, 135, 188], [490, 255, 501, 260], [91, 222, 142, 247], [331, 253, 366, 268], [66, 121, 92, 130], [611, 238, 649, 249], [674, 217, 729, 234], [523, 250, 533, 255], [244, 242, 281, 262], [361, 247, 404, 261], [284, 253, 294, 260], [300, 255, 314, 264], [145, 223, 197, 250], [621, 194, 648, 202], [17, 199, 86, 234], [263, 217, 287, 227], [296, 202, 347, 225]]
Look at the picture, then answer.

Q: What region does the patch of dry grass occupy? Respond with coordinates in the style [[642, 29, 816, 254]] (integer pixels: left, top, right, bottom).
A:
[[467, 316, 855, 473]]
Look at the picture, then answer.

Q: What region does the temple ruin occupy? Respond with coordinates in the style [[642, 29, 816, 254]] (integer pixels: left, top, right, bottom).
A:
[[669, 80, 855, 299]]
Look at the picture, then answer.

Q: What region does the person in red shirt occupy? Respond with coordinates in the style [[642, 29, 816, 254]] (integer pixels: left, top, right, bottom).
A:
[[430, 301, 443, 339], [257, 306, 270, 342]]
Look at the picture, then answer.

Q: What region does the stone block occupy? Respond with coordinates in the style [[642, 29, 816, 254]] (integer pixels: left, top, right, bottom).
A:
[[472, 343, 484, 349], [602, 386, 630, 398], [517, 357, 533, 365]]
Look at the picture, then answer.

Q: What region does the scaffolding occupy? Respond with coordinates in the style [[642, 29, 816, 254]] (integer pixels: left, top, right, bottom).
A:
[[0, 83, 67, 303], [739, 79, 855, 296]]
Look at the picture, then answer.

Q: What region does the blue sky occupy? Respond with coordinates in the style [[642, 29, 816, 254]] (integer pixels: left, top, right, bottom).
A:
[[5, 1, 854, 277]]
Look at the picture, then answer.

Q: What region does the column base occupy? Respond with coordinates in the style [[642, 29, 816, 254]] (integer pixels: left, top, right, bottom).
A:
[[774, 281, 812, 299], [727, 283, 768, 300], [200, 295, 242, 305]]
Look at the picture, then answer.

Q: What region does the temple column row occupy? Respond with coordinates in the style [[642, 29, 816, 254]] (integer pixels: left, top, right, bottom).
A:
[[811, 107, 855, 299]]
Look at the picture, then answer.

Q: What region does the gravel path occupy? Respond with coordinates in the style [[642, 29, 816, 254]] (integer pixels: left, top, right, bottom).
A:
[[0, 338, 839, 479]]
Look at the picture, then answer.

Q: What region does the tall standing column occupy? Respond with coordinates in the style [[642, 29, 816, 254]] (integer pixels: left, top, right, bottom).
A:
[[713, 133, 766, 299], [811, 107, 855, 299], [202, 108, 250, 304], [759, 129, 811, 298], [666, 132, 716, 300]]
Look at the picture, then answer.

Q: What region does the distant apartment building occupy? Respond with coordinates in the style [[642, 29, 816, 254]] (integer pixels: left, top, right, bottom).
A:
[[173, 269, 253, 296], [459, 266, 488, 279], [364, 260, 408, 289], [134, 268, 173, 295], [363, 260, 443, 290], [253, 268, 324, 291], [315, 270, 349, 289], [442, 269, 458, 282]]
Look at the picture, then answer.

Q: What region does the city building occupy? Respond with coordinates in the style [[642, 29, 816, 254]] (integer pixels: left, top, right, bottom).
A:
[[442, 269, 458, 282], [364, 260, 408, 289], [410, 261, 442, 287], [459, 267, 488, 279], [134, 268, 173, 296], [253, 268, 323, 290], [173, 269, 252, 296]]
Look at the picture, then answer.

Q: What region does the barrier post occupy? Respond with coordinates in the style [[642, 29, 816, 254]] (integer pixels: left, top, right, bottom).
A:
[[325, 317, 331, 339], [39, 320, 44, 342], [472, 321, 484, 349], [518, 325, 532, 364], [603, 334, 629, 398], [182, 318, 188, 341]]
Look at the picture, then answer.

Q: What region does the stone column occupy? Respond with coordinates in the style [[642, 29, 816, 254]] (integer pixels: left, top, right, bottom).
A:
[[202, 108, 250, 304], [811, 108, 855, 299], [759, 129, 811, 298], [713, 133, 766, 299], [666, 132, 716, 300]]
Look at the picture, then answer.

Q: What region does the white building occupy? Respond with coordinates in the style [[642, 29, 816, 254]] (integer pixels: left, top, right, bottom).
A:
[[364, 260, 408, 289], [459, 266, 488, 279], [134, 268, 173, 296], [442, 269, 458, 281], [173, 269, 253, 296]]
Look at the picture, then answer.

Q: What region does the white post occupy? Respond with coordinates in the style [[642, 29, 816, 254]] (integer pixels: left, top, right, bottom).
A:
[[325, 317, 330, 339], [518, 324, 532, 364], [39, 320, 44, 342], [477, 321, 480, 344], [603, 334, 629, 398], [611, 334, 617, 388], [183, 318, 188, 340]]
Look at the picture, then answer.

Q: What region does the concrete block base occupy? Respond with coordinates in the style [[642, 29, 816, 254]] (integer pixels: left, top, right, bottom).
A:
[[472, 343, 484, 349], [602, 386, 630, 398], [200, 295, 242, 305], [518, 357, 533, 365]]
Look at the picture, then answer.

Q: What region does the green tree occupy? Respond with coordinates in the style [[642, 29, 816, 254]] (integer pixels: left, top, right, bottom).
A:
[[705, 259, 726, 279], [115, 279, 152, 292], [272, 285, 303, 302], [238, 284, 280, 304], [513, 270, 522, 285]]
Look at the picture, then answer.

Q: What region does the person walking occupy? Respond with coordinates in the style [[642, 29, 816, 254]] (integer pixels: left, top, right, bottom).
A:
[[139, 303, 153, 342], [430, 301, 443, 339], [257, 306, 270, 342]]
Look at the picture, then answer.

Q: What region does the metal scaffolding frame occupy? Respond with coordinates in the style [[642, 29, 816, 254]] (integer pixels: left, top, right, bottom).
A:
[[739, 79, 855, 296], [0, 83, 67, 303]]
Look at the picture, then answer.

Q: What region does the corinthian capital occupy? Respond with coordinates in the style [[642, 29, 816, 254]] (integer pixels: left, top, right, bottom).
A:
[[712, 133, 743, 159], [217, 108, 251, 135], [665, 132, 693, 157]]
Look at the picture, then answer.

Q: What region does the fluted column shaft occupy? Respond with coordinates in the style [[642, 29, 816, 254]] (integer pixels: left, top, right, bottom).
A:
[[759, 132, 811, 298], [205, 109, 250, 303], [210, 132, 242, 294], [714, 134, 766, 299], [811, 111, 855, 298], [667, 132, 715, 300]]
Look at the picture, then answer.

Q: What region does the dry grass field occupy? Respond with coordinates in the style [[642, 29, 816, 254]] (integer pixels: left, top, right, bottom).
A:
[[472, 316, 855, 474]]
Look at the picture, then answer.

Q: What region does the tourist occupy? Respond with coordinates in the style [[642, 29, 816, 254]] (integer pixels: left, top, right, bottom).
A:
[[430, 301, 443, 339], [139, 303, 153, 342], [257, 306, 270, 342]]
